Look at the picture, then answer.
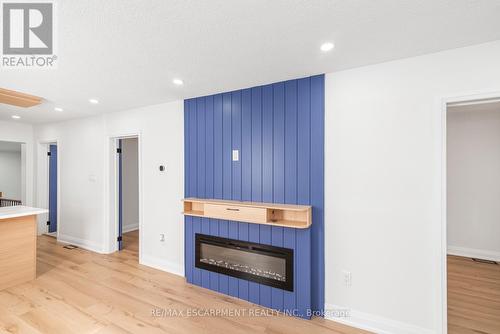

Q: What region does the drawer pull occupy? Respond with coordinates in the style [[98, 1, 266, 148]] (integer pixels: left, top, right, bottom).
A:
[[226, 208, 240, 211]]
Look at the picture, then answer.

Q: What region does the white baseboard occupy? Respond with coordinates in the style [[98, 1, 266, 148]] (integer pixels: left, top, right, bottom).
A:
[[122, 224, 139, 233], [448, 245, 500, 262], [324, 304, 435, 334], [140, 254, 184, 277], [58, 233, 108, 254]]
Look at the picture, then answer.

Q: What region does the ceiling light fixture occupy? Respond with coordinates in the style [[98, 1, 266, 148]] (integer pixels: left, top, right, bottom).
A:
[[173, 78, 184, 86], [320, 42, 335, 52], [54, 107, 63, 112], [11, 115, 21, 119], [89, 98, 99, 104]]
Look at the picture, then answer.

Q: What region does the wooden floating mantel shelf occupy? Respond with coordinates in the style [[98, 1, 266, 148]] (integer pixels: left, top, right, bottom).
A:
[[182, 198, 312, 229]]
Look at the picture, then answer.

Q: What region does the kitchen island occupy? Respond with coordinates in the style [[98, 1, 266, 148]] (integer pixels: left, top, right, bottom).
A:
[[0, 206, 48, 290]]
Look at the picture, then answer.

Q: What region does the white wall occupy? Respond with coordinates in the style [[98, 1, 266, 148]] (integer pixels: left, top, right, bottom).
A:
[[325, 40, 500, 334], [447, 107, 500, 261], [35, 116, 107, 247], [0, 150, 22, 199], [34, 100, 184, 275], [0, 121, 34, 205], [104, 102, 184, 275], [121, 137, 139, 232]]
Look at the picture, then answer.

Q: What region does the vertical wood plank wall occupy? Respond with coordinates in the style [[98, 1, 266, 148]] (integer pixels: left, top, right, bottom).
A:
[[184, 75, 324, 318]]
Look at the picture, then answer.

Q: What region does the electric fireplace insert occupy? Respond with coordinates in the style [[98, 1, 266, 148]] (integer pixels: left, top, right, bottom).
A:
[[195, 233, 294, 291]]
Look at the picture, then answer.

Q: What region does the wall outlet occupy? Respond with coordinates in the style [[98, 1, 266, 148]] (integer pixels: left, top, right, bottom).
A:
[[159, 233, 165, 242], [342, 270, 352, 287]]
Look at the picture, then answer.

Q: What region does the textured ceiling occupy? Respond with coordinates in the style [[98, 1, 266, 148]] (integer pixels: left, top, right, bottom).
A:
[[1, 0, 500, 123]]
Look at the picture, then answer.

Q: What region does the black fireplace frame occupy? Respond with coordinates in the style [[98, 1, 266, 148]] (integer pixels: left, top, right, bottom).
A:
[[195, 233, 294, 292]]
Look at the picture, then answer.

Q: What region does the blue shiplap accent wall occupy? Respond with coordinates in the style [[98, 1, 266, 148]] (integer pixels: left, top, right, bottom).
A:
[[184, 75, 324, 318]]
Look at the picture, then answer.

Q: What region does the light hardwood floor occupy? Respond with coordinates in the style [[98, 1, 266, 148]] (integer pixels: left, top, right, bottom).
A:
[[448, 255, 500, 334], [0, 234, 368, 334], [122, 230, 139, 255]]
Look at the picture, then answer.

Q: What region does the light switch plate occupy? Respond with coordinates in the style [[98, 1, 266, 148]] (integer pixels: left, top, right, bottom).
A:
[[232, 150, 239, 161]]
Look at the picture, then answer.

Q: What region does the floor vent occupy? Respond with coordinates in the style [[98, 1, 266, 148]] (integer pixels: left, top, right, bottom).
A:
[[63, 245, 79, 250], [471, 258, 498, 265]]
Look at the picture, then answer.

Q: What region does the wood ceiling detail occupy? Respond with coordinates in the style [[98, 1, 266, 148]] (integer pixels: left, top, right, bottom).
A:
[[0, 88, 42, 108]]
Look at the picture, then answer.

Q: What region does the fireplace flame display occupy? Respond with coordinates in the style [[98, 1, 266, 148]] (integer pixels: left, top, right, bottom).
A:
[[195, 234, 293, 291], [199, 257, 286, 282]]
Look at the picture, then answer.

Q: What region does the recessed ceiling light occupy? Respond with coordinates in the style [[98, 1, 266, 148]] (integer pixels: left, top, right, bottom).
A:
[[320, 42, 335, 52], [54, 107, 63, 112], [89, 98, 99, 104], [11, 115, 21, 119], [173, 78, 184, 86]]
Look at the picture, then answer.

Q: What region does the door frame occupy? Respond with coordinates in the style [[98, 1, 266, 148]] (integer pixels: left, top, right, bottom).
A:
[[36, 139, 60, 238], [439, 90, 500, 334], [47, 143, 58, 233], [105, 132, 142, 257], [117, 138, 123, 250]]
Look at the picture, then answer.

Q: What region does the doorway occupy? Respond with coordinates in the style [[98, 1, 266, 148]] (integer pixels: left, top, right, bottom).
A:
[[446, 99, 500, 334], [47, 144, 58, 235], [116, 137, 139, 255]]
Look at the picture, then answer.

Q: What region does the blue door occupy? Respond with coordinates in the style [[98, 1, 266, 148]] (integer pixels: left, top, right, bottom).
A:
[[118, 139, 123, 250], [48, 144, 58, 233]]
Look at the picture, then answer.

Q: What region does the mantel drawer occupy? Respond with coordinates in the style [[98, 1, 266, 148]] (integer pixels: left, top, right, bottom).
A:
[[204, 204, 267, 223]]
